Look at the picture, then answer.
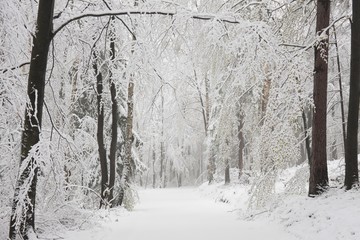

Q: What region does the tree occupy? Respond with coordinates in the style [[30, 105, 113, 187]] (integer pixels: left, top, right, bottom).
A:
[[108, 16, 119, 206], [9, 0, 55, 239], [344, 0, 360, 190], [93, 50, 109, 207], [309, 0, 331, 196]]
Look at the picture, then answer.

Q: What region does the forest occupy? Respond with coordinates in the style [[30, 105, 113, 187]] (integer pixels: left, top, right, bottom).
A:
[[0, 0, 359, 239]]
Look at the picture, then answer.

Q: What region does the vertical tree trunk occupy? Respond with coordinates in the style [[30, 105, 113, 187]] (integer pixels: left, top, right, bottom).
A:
[[93, 52, 108, 207], [224, 158, 230, 184], [160, 88, 165, 187], [330, 106, 338, 160], [302, 109, 312, 164], [152, 142, 156, 188], [108, 17, 118, 206], [237, 112, 245, 178], [118, 0, 138, 206], [345, 0, 360, 189], [309, 0, 330, 196], [333, 26, 347, 151], [119, 76, 134, 204], [204, 77, 216, 184], [9, 0, 55, 239]]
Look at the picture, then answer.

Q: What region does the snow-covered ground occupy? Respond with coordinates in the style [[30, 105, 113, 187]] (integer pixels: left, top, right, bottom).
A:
[[199, 159, 360, 240], [60, 188, 296, 240], [3, 159, 359, 239]]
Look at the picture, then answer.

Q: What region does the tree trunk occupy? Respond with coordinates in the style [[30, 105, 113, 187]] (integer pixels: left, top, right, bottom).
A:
[[108, 18, 118, 206], [118, 0, 138, 206], [237, 112, 245, 178], [330, 106, 338, 160], [93, 51, 108, 207], [309, 0, 330, 196], [152, 142, 156, 188], [302, 109, 312, 165], [345, 0, 360, 189], [160, 88, 165, 187], [333, 26, 347, 151], [224, 158, 230, 184], [204, 77, 216, 184], [9, 1, 55, 239]]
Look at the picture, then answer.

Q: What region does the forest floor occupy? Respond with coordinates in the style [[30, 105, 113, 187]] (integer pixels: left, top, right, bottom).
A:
[[60, 187, 296, 240]]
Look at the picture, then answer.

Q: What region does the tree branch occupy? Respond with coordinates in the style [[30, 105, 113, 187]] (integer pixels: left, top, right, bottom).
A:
[[52, 9, 242, 39], [1, 62, 30, 73]]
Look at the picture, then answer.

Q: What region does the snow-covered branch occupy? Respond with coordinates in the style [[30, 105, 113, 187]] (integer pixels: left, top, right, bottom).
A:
[[52, 9, 241, 38]]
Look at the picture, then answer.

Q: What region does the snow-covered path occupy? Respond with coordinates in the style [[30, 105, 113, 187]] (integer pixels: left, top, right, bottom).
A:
[[62, 188, 296, 240]]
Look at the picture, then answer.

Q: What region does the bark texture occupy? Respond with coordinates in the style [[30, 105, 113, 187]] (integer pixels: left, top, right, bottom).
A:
[[9, 0, 55, 239], [237, 113, 245, 178], [108, 20, 118, 205], [93, 52, 108, 207], [345, 0, 360, 189], [309, 0, 330, 196]]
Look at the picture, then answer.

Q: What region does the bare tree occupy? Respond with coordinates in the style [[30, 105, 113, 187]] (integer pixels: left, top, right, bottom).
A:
[[9, 0, 55, 239], [108, 16, 118, 205], [93, 51, 108, 207]]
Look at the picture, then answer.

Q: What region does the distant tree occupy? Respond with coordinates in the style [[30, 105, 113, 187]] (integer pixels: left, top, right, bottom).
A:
[[344, 0, 360, 190], [309, 0, 331, 196], [9, 0, 55, 239]]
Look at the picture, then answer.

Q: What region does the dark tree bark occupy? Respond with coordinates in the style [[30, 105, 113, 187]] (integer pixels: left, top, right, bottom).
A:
[[345, 0, 360, 189], [93, 51, 108, 207], [309, 0, 330, 196], [237, 112, 245, 178], [108, 18, 118, 205], [9, 0, 55, 239]]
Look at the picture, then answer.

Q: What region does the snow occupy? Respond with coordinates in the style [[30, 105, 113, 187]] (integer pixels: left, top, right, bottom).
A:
[[55, 159, 360, 240], [60, 188, 296, 240], [199, 159, 360, 240]]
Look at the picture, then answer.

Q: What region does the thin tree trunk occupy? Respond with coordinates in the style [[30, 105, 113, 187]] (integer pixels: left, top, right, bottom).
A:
[[9, 0, 55, 239], [224, 158, 230, 184], [302, 109, 311, 164], [237, 112, 245, 178], [345, 0, 360, 189], [160, 88, 165, 187], [309, 0, 330, 196], [108, 17, 118, 206], [204, 77, 216, 184], [93, 51, 108, 207], [330, 106, 338, 160], [333, 25, 346, 150], [152, 141, 156, 188]]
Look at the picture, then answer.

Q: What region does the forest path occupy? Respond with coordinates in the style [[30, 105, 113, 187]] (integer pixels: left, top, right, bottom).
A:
[[62, 188, 296, 240]]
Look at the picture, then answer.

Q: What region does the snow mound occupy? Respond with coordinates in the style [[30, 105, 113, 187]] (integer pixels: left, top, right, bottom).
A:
[[199, 158, 360, 240]]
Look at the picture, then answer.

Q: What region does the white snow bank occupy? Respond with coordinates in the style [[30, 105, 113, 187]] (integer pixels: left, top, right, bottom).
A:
[[199, 158, 360, 240]]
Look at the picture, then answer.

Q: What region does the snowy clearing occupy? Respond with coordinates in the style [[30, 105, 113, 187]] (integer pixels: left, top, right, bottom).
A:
[[61, 188, 296, 240]]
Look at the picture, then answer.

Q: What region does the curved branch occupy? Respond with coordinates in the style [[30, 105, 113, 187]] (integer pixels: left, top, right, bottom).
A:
[[52, 9, 241, 39], [1, 62, 30, 73]]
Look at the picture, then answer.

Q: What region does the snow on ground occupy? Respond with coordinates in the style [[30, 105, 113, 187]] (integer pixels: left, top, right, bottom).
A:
[[199, 159, 360, 240], [60, 188, 296, 240], [3, 159, 359, 240]]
